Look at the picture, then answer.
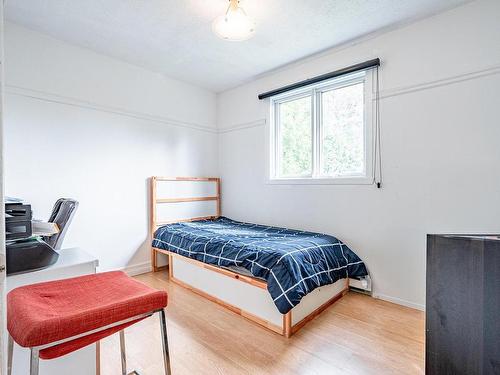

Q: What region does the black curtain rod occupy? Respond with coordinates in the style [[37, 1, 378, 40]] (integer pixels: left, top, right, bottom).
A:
[[258, 58, 380, 100]]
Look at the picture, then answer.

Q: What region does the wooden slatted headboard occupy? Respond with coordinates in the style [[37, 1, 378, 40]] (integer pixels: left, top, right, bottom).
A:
[[150, 176, 221, 270]]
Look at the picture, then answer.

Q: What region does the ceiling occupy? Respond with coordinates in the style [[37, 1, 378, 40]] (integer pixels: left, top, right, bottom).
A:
[[5, 0, 470, 92]]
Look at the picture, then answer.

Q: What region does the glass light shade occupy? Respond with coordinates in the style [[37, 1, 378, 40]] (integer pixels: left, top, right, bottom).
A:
[[212, 6, 256, 41]]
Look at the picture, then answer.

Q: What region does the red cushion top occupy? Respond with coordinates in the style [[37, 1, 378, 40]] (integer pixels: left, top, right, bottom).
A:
[[7, 271, 167, 347]]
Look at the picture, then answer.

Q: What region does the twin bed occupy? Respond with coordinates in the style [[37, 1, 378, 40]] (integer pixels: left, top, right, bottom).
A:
[[150, 177, 369, 337]]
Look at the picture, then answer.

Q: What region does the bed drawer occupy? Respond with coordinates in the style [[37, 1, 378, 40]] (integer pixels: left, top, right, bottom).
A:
[[167, 251, 348, 337]]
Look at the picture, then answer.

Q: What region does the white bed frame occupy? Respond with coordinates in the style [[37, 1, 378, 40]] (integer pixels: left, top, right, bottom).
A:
[[150, 176, 350, 337]]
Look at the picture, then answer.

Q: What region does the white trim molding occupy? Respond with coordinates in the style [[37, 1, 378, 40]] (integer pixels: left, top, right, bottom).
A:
[[217, 119, 266, 134], [373, 292, 425, 311], [378, 63, 500, 100], [122, 261, 152, 277], [5, 84, 218, 134], [218, 63, 500, 135]]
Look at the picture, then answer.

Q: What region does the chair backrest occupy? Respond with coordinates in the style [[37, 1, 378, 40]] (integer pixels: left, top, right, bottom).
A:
[[44, 198, 79, 250]]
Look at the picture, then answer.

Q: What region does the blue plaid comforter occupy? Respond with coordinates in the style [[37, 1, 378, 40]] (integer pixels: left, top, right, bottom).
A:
[[153, 217, 368, 314]]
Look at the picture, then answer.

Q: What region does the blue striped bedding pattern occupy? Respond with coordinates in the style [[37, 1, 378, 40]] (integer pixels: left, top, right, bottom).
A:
[[152, 217, 368, 314]]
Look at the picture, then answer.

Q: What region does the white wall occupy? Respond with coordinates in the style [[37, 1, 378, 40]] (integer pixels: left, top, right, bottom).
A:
[[4, 0, 500, 310], [4, 23, 218, 273], [217, 0, 500, 309], [0, 6, 6, 375]]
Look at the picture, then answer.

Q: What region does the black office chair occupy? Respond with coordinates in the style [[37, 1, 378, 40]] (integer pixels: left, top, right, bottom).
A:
[[43, 198, 79, 250]]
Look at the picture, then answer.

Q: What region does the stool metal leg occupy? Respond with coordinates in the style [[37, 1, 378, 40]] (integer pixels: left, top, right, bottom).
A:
[[159, 309, 171, 375], [7, 335, 13, 375], [119, 330, 127, 375], [30, 348, 40, 375]]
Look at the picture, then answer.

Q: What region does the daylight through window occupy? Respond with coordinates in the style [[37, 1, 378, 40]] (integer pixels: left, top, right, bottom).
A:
[[270, 71, 373, 183]]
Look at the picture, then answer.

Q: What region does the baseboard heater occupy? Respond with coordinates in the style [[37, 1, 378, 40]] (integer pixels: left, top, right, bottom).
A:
[[349, 276, 372, 295]]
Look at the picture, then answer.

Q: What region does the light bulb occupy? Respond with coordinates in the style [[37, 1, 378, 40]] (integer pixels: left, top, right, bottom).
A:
[[212, 1, 256, 41]]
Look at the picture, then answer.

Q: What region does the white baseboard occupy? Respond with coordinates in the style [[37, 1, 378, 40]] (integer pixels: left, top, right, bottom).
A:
[[373, 293, 425, 311], [122, 261, 152, 277]]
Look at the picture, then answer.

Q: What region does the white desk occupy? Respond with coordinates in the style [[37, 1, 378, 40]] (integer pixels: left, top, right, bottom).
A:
[[7, 248, 99, 375]]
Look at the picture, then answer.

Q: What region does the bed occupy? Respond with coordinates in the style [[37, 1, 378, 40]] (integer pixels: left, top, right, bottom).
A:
[[150, 176, 369, 337]]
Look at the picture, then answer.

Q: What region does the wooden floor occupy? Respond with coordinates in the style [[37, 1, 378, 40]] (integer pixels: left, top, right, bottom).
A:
[[100, 271, 424, 375]]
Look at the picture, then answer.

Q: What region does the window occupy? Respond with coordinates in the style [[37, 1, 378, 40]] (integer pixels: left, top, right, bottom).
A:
[[270, 71, 373, 184]]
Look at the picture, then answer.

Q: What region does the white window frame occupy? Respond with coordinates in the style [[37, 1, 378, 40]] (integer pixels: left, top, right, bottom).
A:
[[268, 70, 374, 185]]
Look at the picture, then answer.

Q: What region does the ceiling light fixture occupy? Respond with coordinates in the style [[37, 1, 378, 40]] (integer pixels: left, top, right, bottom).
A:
[[212, 0, 256, 41]]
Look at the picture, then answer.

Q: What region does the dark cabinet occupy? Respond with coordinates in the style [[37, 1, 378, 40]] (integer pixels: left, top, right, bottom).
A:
[[426, 235, 500, 375]]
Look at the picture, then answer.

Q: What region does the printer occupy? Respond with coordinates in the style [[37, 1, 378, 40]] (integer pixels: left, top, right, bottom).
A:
[[5, 199, 59, 275]]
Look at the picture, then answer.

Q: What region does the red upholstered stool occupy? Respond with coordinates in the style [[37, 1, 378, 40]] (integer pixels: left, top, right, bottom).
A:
[[7, 271, 171, 375]]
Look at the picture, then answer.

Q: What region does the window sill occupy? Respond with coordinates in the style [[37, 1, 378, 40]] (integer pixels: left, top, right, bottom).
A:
[[266, 176, 374, 185]]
